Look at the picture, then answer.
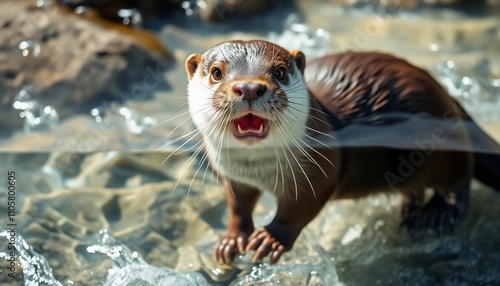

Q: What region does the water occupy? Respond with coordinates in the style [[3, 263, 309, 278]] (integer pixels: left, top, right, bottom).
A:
[[267, 13, 333, 59], [2, 1, 499, 151], [18, 40, 41, 59], [0, 223, 337, 285], [91, 105, 157, 135], [181, 0, 208, 17], [12, 85, 60, 132], [433, 59, 500, 122], [0, 229, 63, 286], [35, 0, 55, 9], [0, 1, 500, 285], [88, 230, 207, 286], [1, 149, 499, 285], [117, 9, 143, 28]]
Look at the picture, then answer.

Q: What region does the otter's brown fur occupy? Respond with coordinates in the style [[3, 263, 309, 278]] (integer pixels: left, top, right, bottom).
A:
[[185, 41, 500, 265]]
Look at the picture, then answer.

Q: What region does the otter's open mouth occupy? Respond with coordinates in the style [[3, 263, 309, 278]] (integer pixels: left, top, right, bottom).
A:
[[232, 113, 269, 140]]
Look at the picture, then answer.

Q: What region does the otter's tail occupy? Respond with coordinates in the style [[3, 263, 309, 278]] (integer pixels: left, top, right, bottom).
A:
[[474, 152, 500, 191], [458, 105, 500, 191]]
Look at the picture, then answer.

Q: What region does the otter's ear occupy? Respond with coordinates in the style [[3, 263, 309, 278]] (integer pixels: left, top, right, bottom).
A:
[[185, 54, 202, 81], [290, 50, 306, 74]]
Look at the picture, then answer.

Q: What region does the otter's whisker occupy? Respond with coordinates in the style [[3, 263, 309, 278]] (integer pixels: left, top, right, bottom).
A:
[[188, 144, 211, 197], [172, 110, 225, 193], [274, 123, 304, 200], [156, 128, 199, 152], [162, 106, 219, 167], [160, 104, 215, 148], [284, 98, 331, 117], [158, 105, 218, 156], [284, 76, 305, 92], [270, 131, 281, 195], [304, 133, 336, 151], [304, 126, 336, 139], [160, 134, 201, 167], [278, 112, 329, 178], [282, 99, 333, 128], [154, 109, 191, 127], [172, 138, 207, 194], [276, 110, 328, 180]]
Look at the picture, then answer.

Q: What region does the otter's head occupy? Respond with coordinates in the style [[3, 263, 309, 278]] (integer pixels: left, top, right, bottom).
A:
[[185, 40, 307, 149]]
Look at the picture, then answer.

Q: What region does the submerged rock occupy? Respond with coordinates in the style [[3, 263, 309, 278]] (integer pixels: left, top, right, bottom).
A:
[[0, 0, 172, 133]]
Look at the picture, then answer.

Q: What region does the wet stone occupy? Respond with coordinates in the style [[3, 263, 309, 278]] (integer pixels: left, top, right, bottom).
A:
[[0, 0, 171, 134]]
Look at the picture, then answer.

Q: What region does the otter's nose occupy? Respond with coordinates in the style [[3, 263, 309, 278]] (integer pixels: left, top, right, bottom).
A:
[[232, 82, 267, 101]]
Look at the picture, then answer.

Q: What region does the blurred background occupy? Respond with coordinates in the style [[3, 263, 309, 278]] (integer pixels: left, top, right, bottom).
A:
[[0, 0, 499, 285]]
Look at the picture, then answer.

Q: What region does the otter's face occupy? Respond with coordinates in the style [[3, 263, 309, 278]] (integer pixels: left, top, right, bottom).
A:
[[185, 40, 308, 149]]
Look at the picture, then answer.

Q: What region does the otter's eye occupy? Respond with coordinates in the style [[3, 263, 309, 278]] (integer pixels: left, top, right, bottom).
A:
[[274, 67, 287, 81], [211, 67, 223, 81]]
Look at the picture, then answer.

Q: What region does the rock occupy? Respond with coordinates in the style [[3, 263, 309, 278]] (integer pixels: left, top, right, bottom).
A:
[[56, 0, 181, 10], [0, 0, 172, 133], [57, 0, 274, 23], [56, 0, 182, 20], [199, 0, 271, 22], [328, 0, 496, 9]]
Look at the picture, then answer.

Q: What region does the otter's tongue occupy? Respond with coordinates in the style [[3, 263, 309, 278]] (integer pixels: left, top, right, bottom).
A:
[[235, 114, 264, 133]]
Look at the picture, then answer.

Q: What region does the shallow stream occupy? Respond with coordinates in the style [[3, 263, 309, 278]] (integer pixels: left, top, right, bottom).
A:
[[1, 0, 500, 285]]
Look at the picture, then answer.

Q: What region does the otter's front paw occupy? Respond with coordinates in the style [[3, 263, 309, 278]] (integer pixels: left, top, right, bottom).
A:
[[215, 232, 249, 265], [246, 225, 297, 264]]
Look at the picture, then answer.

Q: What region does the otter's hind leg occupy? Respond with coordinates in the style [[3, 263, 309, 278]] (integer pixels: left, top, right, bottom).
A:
[[400, 185, 470, 233], [400, 151, 472, 234]]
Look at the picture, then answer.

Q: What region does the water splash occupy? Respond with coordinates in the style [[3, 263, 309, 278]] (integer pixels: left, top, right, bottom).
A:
[[87, 229, 207, 286], [341, 224, 363, 245], [22, 105, 59, 132], [228, 234, 339, 286], [198, 212, 339, 285], [12, 85, 37, 111], [74, 6, 90, 15], [229, 262, 331, 286], [117, 8, 143, 28], [181, 0, 208, 17], [87, 229, 146, 268], [434, 59, 500, 122], [13, 39, 61, 132], [18, 40, 41, 58], [0, 228, 63, 286], [267, 14, 332, 59], [35, 0, 55, 9], [12, 85, 60, 132], [91, 105, 156, 135]]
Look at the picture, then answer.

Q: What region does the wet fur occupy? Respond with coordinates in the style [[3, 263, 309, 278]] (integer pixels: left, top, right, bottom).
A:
[[184, 40, 500, 265], [186, 40, 321, 195], [305, 53, 476, 199]]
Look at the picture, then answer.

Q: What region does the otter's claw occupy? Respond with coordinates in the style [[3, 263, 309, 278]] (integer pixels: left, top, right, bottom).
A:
[[246, 228, 286, 264], [215, 233, 248, 265]]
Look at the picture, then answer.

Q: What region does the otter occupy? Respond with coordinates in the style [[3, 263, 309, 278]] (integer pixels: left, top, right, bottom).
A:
[[184, 40, 500, 265]]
